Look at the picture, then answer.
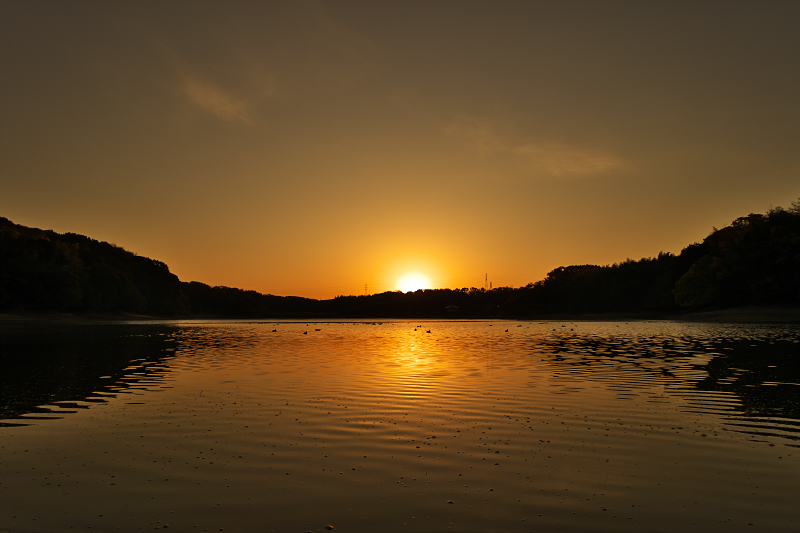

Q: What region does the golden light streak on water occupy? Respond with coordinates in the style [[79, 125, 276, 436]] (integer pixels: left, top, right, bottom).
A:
[[1, 320, 799, 532]]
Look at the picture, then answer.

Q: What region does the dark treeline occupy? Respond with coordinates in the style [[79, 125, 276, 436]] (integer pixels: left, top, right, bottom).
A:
[[2, 200, 798, 318]]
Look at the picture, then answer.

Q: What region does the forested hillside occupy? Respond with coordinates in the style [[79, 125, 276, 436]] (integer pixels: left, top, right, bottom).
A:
[[514, 202, 800, 314], [2, 200, 798, 318], [0, 219, 189, 315]]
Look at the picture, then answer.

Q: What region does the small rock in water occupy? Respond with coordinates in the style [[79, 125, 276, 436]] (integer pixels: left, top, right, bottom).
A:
[[325, 526, 334, 531], [447, 500, 455, 504]]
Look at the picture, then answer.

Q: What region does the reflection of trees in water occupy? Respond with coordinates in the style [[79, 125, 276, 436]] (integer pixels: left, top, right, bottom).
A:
[[3, 322, 798, 446], [533, 330, 800, 428], [0, 325, 178, 425], [694, 341, 800, 419]]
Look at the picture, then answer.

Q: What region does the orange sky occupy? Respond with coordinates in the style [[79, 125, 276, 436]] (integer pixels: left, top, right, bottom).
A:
[[2, 1, 799, 299]]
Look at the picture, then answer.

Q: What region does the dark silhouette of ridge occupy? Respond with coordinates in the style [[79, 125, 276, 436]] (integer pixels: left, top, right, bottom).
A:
[[1, 199, 798, 318]]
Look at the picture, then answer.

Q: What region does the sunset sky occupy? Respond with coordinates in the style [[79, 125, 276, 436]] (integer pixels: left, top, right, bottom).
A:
[[2, 1, 798, 299]]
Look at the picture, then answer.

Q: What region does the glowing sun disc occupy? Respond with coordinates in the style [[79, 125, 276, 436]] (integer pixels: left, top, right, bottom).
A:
[[396, 272, 432, 292]]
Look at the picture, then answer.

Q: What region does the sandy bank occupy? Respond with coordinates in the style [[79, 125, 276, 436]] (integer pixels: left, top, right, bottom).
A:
[[666, 305, 800, 324], [0, 311, 163, 325]]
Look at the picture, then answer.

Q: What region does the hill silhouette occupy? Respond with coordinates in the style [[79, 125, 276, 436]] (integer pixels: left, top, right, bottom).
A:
[[2, 200, 798, 318]]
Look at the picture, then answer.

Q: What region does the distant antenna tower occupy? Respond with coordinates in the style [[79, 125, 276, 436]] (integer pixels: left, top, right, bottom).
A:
[[485, 273, 487, 290], [490, 281, 492, 290], [365, 283, 367, 296]]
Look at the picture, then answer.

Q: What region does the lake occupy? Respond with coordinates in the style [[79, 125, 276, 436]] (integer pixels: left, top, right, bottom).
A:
[[1, 320, 799, 532]]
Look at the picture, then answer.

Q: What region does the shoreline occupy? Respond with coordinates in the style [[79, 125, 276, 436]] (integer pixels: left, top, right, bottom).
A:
[[662, 305, 800, 324], [1, 305, 799, 325]]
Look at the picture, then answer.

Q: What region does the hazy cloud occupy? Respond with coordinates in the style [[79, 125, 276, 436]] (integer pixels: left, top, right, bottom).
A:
[[181, 76, 251, 123], [512, 143, 625, 176], [446, 117, 625, 177], [169, 2, 370, 123]]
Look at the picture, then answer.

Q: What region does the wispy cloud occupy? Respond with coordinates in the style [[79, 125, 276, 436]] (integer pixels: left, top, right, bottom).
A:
[[446, 117, 626, 177], [511, 143, 624, 176], [160, 2, 372, 123], [181, 77, 251, 123]]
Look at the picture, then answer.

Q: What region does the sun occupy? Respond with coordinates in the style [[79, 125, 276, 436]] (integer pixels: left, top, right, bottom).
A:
[[396, 272, 432, 292]]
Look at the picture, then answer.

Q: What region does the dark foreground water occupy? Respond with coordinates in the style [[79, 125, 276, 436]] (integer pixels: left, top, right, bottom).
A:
[[1, 320, 799, 533]]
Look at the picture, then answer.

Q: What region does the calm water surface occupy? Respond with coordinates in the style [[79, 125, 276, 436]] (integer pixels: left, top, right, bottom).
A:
[[1, 320, 799, 532]]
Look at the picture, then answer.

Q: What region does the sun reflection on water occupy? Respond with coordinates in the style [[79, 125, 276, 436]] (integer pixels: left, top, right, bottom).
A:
[[2, 320, 799, 532]]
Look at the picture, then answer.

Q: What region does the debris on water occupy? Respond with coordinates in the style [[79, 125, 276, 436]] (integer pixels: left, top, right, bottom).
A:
[[447, 500, 455, 504], [325, 526, 334, 531]]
